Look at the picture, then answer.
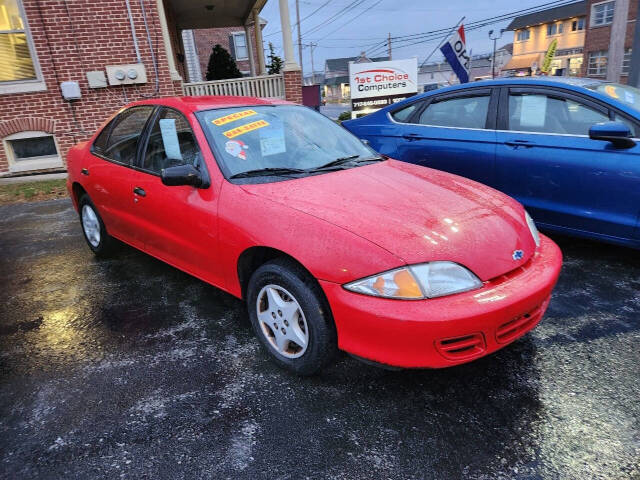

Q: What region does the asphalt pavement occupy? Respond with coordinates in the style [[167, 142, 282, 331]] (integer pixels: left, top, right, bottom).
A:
[[1, 199, 639, 479]]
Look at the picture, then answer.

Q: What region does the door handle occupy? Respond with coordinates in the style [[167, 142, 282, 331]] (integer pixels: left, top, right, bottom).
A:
[[505, 140, 534, 148], [402, 133, 421, 141], [133, 186, 146, 197], [81, 168, 89, 176]]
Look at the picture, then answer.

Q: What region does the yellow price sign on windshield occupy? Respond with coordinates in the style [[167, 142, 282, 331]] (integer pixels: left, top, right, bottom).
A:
[[212, 109, 257, 126], [223, 119, 270, 139]]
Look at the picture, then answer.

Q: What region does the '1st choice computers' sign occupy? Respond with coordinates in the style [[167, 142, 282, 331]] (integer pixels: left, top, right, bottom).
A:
[[349, 58, 418, 118]]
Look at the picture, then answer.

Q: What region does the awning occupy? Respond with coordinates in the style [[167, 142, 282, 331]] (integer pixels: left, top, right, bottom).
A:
[[502, 54, 541, 71]]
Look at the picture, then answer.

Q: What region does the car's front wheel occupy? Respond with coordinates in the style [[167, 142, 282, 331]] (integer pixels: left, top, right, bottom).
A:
[[78, 194, 115, 257], [247, 259, 337, 375]]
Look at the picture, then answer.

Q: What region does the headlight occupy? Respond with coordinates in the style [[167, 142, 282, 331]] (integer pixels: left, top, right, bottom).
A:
[[525, 211, 540, 247], [344, 262, 482, 300]]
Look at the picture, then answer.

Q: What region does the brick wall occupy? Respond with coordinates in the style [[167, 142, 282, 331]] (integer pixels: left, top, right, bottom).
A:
[[283, 70, 303, 104], [582, 0, 637, 79], [193, 25, 261, 79], [0, 0, 179, 175]]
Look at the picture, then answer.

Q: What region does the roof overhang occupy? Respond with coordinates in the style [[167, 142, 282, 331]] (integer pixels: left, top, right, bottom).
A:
[[165, 0, 267, 30]]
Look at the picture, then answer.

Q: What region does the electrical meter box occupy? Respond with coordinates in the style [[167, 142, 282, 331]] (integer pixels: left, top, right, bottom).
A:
[[106, 64, 147, 85], [60, 81, 82, 100]]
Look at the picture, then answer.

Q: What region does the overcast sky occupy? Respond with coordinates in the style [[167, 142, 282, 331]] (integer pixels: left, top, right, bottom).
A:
[[258, 0, 567, 74]]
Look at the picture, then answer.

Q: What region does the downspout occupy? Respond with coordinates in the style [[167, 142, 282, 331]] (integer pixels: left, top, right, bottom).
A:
[[124, 0, 142, 63], [139, 0, 160, 95]]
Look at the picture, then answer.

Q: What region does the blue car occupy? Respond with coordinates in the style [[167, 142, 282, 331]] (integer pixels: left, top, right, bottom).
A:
[[343, 78, 640, 249]]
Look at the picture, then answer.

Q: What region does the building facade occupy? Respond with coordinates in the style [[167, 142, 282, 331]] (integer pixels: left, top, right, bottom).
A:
[[323, 53, 388, 102], [503, 1, 587, 76], [0, 0, 303, 177], [581, 0, 637, 82]]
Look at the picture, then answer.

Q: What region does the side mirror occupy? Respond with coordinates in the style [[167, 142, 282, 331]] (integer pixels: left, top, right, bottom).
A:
[[589, 121, 636, 149], [161, 164, 207, 188]]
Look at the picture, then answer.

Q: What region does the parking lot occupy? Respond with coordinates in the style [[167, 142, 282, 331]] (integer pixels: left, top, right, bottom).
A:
[[0, 198, 639, 479]]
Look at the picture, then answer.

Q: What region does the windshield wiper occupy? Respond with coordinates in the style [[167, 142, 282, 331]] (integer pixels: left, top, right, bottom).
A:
[[229, 167, 307, 179], [309, 155, 385, 172]]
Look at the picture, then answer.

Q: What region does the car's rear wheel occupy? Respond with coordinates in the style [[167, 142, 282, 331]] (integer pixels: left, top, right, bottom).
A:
[[79, 194, 115, 257], [247, 259, 337, 375]]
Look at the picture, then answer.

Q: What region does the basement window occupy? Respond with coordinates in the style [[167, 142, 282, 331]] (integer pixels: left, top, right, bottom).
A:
[[4, 131, 63, 172]]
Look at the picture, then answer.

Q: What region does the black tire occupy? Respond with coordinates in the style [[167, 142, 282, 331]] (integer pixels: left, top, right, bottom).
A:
[[247, 258, 337, 375], [78, 194, 115, 257]]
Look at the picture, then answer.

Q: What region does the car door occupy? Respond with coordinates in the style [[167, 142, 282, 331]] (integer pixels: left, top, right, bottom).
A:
[[129, 107, 221, 284], [390, 88, 499, 187], [495, 86, 640, 242], [85, 105, 155, 247]]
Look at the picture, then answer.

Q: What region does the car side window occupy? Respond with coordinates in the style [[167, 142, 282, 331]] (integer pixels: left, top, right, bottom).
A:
[[142, 108, 203, 174], [93, 119, 114, 153], [418, 95, 490, 129], [101, 106, 154, 164], [391, 103, 420, 123], [613, 113, 638, 137], [508, 93, 609, 136]]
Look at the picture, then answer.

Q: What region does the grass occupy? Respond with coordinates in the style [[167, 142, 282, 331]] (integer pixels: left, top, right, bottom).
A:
[[0, 179, 68, 206]]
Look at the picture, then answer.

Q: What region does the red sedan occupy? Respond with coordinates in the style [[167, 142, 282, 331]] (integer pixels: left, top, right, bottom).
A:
[[66, 96, 562, 375]]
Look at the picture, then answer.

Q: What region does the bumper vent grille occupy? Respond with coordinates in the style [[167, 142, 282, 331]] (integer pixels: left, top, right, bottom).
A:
[[435, 332, 486, 360], [495, 301, 546, 344]]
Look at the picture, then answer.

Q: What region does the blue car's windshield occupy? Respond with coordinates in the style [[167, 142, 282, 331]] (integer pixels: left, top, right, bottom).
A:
[[586, 83, 640, 114], [196, 105, 375, 178]]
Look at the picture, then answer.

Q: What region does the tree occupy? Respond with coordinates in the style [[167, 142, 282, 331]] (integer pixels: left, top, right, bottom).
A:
[[206, 44, 241, 81], [267, 42, 283, 75]]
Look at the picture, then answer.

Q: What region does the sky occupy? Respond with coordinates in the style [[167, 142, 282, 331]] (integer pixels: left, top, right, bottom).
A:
[[258, 0, 572, 74]]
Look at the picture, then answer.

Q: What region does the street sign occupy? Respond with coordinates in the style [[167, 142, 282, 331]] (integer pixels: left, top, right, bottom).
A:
[[349, 58, 418, 118]]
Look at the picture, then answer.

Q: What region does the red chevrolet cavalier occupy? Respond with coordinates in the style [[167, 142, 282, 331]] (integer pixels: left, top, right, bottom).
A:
[[67, 96, 562, 375]]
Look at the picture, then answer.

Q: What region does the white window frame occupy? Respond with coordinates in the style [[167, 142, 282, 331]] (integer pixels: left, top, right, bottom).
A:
[[3, 131, 62, 173], [571, 18, 585, 31], [590, 0, 615, 27], [587, 50, 608, 76], [231, 32, 248, 61], [0, 0, 46, 95], [622, 48, 632, 75]]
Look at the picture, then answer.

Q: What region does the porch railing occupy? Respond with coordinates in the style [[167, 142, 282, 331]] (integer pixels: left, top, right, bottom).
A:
[[182, 74, 285, 98]]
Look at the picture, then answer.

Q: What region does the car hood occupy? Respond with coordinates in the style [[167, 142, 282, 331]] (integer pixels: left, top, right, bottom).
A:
[[240, 160, 536, 281]]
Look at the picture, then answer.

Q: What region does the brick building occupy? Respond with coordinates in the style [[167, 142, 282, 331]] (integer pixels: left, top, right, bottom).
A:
[[582, 0, 637, 82], [0, 0, 302, 177], [182, 19, 267, 82]]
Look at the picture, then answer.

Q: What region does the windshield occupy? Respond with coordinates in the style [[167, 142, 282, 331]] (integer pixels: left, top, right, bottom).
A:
[[586, 83, 640, 114], [196, 105, 375, 179]]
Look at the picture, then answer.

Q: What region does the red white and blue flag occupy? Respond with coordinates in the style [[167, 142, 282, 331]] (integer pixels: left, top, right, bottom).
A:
[[440, 25, 470, 83]]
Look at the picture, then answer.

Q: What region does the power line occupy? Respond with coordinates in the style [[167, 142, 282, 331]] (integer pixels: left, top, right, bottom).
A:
[[264, 0, 333, 37]]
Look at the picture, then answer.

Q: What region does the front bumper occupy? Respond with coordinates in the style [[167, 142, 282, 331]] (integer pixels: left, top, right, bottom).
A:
[[320, 234, 562, 368]]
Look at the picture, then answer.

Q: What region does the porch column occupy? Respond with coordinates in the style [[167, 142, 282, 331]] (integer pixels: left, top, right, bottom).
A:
[[253, 9, 266, 75], [245, 24, 256, 77], [278, 0, 300, 71], [278, 0, 303, 103], [156, 0, 182, 82]]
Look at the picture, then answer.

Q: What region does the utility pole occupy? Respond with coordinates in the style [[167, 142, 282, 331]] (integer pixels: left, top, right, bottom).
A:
[[629, 0, 640, 87], [295, 0, 303, 76], [388, 32, 392, 60], [607, 0, 630, 82], [309, 42, 317, 78], [488, 29, 504, 79]]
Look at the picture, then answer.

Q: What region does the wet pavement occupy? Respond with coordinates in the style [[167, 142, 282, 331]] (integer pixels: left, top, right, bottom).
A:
[[1, 198, 639, 480]]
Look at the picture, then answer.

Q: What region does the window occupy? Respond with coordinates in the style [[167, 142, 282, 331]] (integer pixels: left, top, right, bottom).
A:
[[508, 93, 609, 135], [569, 56, 583, 76], [231, 32, 248, 60], [546, 24, 557, 36], [98, 106, 154, 164], [614, 113, 638, 137], [571, 18, 585, 31], [516, 29, 530, 42], [0, 0, 42, 86], [587, 50, 608, 76], [143, 109, 203, 174], [591, 1, 615, 26], [622, 48, 632, 75], [418, 95, 490, 129], [391, 103, 419, 123], [3, 131, 62, 172]]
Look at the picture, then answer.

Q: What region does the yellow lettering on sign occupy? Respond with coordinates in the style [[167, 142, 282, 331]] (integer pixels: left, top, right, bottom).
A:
[[223, 120, 269, 138], [212, 109, 258, 126]]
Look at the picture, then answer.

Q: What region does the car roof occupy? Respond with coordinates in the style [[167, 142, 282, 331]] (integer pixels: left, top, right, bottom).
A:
[[424, 77, 605, 95], [128, 95, 292, 113]]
